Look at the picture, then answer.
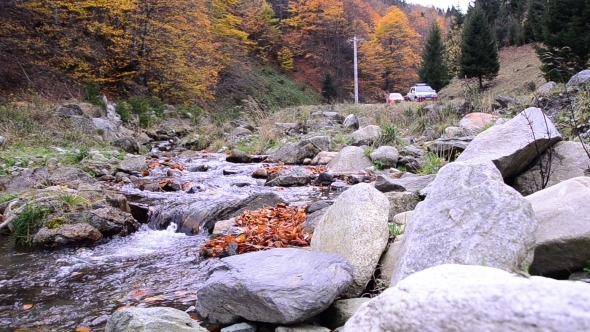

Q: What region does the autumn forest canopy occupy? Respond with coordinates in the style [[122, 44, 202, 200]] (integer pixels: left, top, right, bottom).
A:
[[0, 0, 588, 110]]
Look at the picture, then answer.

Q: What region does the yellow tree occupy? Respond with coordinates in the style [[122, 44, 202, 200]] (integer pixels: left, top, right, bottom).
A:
[[368, 6, 421, 94]]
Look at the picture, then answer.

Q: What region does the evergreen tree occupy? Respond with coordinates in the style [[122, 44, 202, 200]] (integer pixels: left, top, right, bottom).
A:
[[321, 73, 337, 102], [460, 4, 500, 89], [534, 0, 590, 82], [418, 23, 450, 92], [523, 0, 545, 43], [476, 0, 501, 25]]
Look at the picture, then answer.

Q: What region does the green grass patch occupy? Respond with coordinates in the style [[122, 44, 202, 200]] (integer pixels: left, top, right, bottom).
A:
[[11, 203, 49, 246], [419, 152, 445, 175]]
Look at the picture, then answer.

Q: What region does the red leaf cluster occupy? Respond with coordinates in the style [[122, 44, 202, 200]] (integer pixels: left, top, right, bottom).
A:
[[200, 203, 311, 258], [170, 164, 185, 171], [305, 165, 327, 174], [263, 163, 290, 175]]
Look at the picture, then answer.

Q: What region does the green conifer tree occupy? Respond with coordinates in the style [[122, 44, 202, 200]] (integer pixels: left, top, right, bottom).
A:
[[534, 0, 590, 82], [418, 23, 450, 92], [321, 73, 337, 102], [460, 4, 500, 89]]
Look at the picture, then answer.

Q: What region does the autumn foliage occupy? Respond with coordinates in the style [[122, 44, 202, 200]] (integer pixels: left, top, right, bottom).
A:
[[200, 203, 310, 258], [0, 0, 450, 104]]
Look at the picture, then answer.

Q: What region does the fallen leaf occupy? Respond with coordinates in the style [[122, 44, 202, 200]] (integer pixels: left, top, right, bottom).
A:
[[75, 327, 90, 332], [144, 296, 165, 303], [22, 304, 33, 310]]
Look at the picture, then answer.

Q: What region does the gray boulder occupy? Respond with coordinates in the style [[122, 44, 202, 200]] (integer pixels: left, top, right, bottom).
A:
[[226, 150, 252, 163], [375, 174, 435, 193], [265, 167, 313, 187], [0, 135, 6, 147], [33, 223, 103, 247], [369, 146, 399, 168], [390, 161, 537, 286], [351, 125, 380, 146], [0, 166, 96, 193], [343, 264, 590, 332], [118, 155, 146, 173], [302, 206, 329, 234], [456, 107, 561, 179], [55, 104, 84, 118], [92, 118, 119, 140], [428, 137, 473, 160], [566, 69, 590, 89], [377, 237, 404, 287], [459, 112, 497, 135], [275, 324, 330, 332], [105, 307, 205, 332], [311, 183, 390, 297], [527, 177, 590, 277], [326, 146, 372, 173], [195, 248, 353, 324], [312, 151, 338, 165], [267, 137, 330, 164], [513, 141, 590, 195], [494, 95, 513, 108], [342, 114, 359, 130]]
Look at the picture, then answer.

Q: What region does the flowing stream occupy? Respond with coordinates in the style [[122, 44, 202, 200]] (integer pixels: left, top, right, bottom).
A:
[[0, 152, 336, 331]]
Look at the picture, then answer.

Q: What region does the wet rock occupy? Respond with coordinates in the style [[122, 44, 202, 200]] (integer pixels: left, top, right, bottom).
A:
[[222, 168, 241, 176], [105, 307, 206, 332], [266, 167, 313, 187], [33, 223, 103, 247], [343, 264, 590, 332], [306, 200, 333, 214], [88, 206, 139, 237], [302, 207, 329, 234], [390, 161, 537, 286], [195, 248, 352, 325], [320, 298, 370, 330], [118, 155, 146, 173], [342, 114, 359, 131], [188, 164, 209, 172], [312, 183, 389, 298], [266, 137, 331, 164], [326, 146, 371, 173], [456, 107, 561, 179], [160, 179, 182, 192], [106, 193, 131, 213], [251, 168, 268, 179], [374, 174, 435, 193], [314, 172, 334, 186], [148, 192, 285, 234], [370, 146, 399, 168], [351, 125, 380, 146], [111, 137, 140, 154], [226, 150, 252, 163], [528, 177, 590, 278]]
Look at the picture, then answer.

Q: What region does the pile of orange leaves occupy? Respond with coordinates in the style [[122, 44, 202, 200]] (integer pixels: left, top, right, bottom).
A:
[[201, 203, 311, 257]]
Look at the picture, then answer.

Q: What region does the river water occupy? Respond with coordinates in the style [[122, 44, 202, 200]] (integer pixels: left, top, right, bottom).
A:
[[0, 152, 335, 331]]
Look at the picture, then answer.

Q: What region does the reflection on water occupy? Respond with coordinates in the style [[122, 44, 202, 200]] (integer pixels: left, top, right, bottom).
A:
[[0, 224, 208, 331]]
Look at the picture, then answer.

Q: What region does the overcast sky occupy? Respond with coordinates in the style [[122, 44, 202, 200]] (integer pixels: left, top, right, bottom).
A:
[[406, 0, 473, 12]]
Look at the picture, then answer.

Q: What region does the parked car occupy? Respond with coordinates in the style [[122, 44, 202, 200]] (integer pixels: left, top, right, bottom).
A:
[[386, 92, 405, 104], [406, 83, 438, 102]]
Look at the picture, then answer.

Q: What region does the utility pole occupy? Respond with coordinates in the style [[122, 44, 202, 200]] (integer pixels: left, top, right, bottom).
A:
[[348, 36, 364, 104]]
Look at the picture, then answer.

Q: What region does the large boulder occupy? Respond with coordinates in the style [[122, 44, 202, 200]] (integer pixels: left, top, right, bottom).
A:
[[0, 166, 96, 193], [118, 155, 147, 173], [456, 107, 561, 179], [195, 248, 353, 325], [390, 161, 537, 286], [267, 137, 331, 164], [33, 223, 103, 247], [105, 307, 206, 332], [342, 114, 359, 131], [326, 146, 372, 173], [527, 177, 590, 277], [112, 137, 140, 154], [513, 141, 590, 195], [311, 183, 390, 297], [427, 137, 473, 160], [312, 151, 338, 165], [382, 192, 420, 223], [92, 118, 119, 140], [342, 264, 590, 332], [148, 193, 285, 234], [351, 125, 380, 146]]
